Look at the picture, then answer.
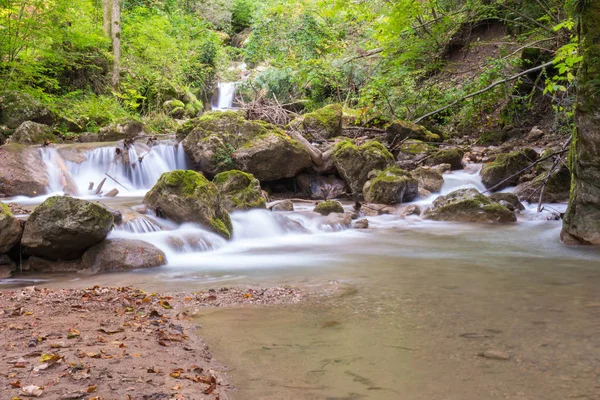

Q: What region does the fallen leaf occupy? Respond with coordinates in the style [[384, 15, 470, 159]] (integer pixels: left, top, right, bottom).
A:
[[10, 380, 21, 388], [171, 384, 182, 391], [159, 300, 171, 309], [20, 385, 43, 397], [97, 328, 124, 335], [67, 328, 80, 339], [87, 385, 97, 393], [39, 353, 61, 364]]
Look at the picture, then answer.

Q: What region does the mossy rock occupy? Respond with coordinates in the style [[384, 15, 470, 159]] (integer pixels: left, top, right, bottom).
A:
[[424, 188, 516, 223], [163, 99, 185, 112], [0, 145, 49, 197], [399, 139, 430, 155], [488, 192, 525, 212], [299, 104, 343, 140], [333, 139, 394, 197], [363, 166, 418, 204], [11, 121, 58, 145], [21, 196, 114, 260], [144, 170, 232, 239], [481, 148, 538, 191], [426, 147, 464, 170], [314, 200, 344, 216], [386, 120, 442, 144], [213, 170, 266, 212], [181, 111, 311, 181], [479, 130, 511, 146], [515, 164, 571, 203], [0, 91, 54, 129], [411, 166, 444, 193], [169, 106, 186, 119], [0, 202, 22, 253], [98, 119, 146, 142], [185, 101, 203, 118]]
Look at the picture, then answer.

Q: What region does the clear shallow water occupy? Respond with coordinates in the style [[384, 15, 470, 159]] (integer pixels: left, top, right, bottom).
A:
[[2, 144, 600, 399]]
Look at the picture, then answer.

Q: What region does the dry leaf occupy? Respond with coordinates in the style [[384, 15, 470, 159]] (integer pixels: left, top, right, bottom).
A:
[[20, 385, 43, 397], [87, 385, 97, 393]]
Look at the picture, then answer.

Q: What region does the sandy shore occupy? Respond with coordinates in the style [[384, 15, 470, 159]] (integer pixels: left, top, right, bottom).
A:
[[0, 285, 313, 399]]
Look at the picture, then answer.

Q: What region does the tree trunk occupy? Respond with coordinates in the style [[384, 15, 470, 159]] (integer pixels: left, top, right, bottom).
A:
[[102, 0, 111, 37], [111, 0, 121, 88], [561, 1, 600, 244]]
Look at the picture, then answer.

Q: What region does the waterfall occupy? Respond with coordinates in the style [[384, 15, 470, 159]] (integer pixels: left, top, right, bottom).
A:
[[212, 82, 237, 110], [41, 142, 188, 195]]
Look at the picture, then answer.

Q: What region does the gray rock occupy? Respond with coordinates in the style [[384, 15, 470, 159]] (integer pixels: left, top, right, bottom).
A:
[[412, 166, 444, 193], [213, 170, 266, 212], [0, 91, 54, 129], [270, 199, 294, 212], [353, 219, 369, 229], [296, 174, 346, 200], [0, 203, 22, 253], [0, 145, 49, 197], [363, 167, 418, 204], [82, 239, 167, 272], [11, 121, 58, 145], [424, 188, 516, 224]]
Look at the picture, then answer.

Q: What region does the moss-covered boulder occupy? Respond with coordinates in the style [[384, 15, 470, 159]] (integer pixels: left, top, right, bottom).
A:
[[11, 121, 58, 145], [333, 139, 395, 196], [0, 203, 22, 253], [296, 174, 346, 199], [424, 188, 516, 223], [98, 119, 146, 142], [295, 104, 343, 140], [426, 147, 465, 170], [363, 166, 419, 204], [515, 159, 571, 203], [213, 170, 266, 212], [144, 170, 232, 239], [314, 200, 344, 216], [0, 145, 49, 197], [399, 139, 430, 155], [164, 99, 186, 119], [21, 196, 114, 260], [181, 111, 312, 181], [0, 91, 54, 129], [82, 239, 167, 272], [481, 149, 538, 191], [479, 129, 512, 146], [411, 166, 444, 193], [489, 192, 525, 212], [386, 120, 442, 144]]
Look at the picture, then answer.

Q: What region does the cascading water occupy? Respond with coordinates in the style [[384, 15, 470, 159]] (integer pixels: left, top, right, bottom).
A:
[[212, 82, 237, 110]]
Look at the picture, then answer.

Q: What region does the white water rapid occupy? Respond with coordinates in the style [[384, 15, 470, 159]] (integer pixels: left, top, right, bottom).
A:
[[212, 82, 237, 110]]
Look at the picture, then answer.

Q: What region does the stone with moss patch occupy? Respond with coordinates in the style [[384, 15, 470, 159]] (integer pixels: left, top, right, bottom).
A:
[[21, 196, 114, 260], [98, 119, 146, 142], [0, 202, 22, 253], [314, 200, 344, 216], [481, 149, 537, 191], [0, 91, 54, 129], [296, 104, 343, 140], [182, 111, 311, 181], [213, 170, 266, 212], [399, 140, 430, 155], [411, 166, 444, 193], [479, 130, 512, 146], [11, 121, 58, 145], [426, 147, 464, 170], [333, 139, 394, 197], [363, 166, 418, 204], [386, 120, 442, 144], [424, 188, 516, 223], [144, 170, 232, 239], [515, 164, 570, 203]]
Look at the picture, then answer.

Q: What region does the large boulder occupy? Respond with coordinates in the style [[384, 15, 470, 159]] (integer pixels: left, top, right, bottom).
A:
[[0, 145, 49, 197], [481, 149, 538, 191], [82, 239, 167, 272], [98, 119, 145, 142], [0, 91, 54, 129], [424, 188, 516, 223], [21, 196, 114, 260], [363, 166, 419, 204], [144, 170, 233, 239], [293, 104, 343, 140], [296, 174, 346, 199], [213, 170, 266, 212], [386, 120, 442, 144], [333, 139, 395, 196], [181, 111, 312, 181], [11, 121, 57, 145], [426, 147, 465, 170], [411, 166, 444, 193], [0, 203, 23, 253], [314, 200, 344, 216]]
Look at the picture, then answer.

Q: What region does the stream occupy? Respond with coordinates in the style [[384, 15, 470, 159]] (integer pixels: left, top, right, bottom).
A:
[[2, 141, 600, 399]]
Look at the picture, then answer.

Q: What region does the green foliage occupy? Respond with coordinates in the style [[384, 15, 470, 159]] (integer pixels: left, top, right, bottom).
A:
[[212, 143, 236, 170]]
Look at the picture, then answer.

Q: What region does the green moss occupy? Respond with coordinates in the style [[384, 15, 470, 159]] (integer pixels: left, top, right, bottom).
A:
[[162, 170, 212, 197], [400, 140, 430, 154], [314, 200, 344, 216], [0, 202, 12, 217], [359, 141, 394, 162], [333, 139, 359, 158], [301, 104, 343, 138], [369, 166, 410, 185], [479, 130, 510, 145], [386, 120, 442, 143], [210, 217, 231, 239]]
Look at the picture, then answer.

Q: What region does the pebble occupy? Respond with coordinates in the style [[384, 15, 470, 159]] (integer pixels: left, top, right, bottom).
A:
[[479, 350, 511, 360]]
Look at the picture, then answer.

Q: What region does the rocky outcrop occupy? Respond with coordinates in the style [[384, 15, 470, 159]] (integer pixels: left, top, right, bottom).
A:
[[98, 119, 146, 142], [11, 121, 58, 145], [0, 203, 23, 253], [296, 174, 346, 199], [426, 147, 464, 170], [82, 239, 167, 272], [515, 162, 571, 203], [481, 149, 537, 191], [292, 104, 343, 140], [181, 111, 312, 181], [314, 200, 344, 216], [363, 167, 418, 204], [333, 139, 395, 196], [213, 170, 266, 212], [21, 196, 114, 260], [489, 192, 525, 212], [144, 170, 232, 239], [411, 166, 444, 193], [386, 120, 442, 144], [424, 188, 516, 223], [0, 91, 54, 129], [0, 145, 49, 197]]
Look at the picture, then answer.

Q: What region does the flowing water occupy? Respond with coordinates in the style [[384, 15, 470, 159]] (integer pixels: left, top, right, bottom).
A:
[[2, 144, 600, 399], [212, 82, 237, 111]]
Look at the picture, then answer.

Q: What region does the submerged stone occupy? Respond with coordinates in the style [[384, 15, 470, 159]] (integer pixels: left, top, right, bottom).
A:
[[314, 200, 344, 216], [424, 188, 516, 224]]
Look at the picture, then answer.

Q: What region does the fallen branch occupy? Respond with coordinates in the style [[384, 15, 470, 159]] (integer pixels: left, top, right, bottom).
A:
[[95, 178, 107, 195], [105, 173, 130, 191], [288, 129, 324, 166], [414, 60, 554, 124], [343, 48, 384, 64]]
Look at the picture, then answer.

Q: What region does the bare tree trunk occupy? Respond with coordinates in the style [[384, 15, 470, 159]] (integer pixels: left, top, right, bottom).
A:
[[111, 0, 121, 88], [561, 0, 600, 245], [102, 0, 111, 36]]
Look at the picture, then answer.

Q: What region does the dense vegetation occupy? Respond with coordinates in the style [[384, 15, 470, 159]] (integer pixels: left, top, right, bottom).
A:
[[0, 0, 583, 138]]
